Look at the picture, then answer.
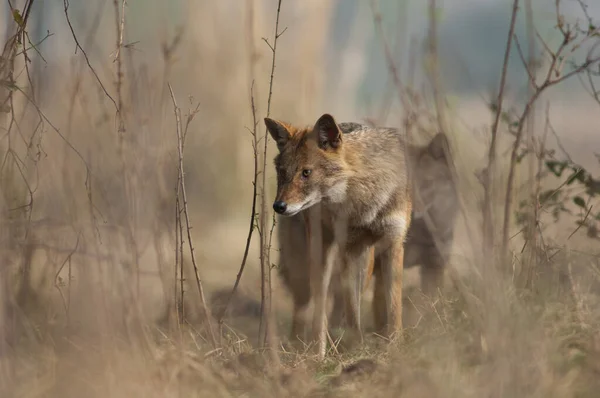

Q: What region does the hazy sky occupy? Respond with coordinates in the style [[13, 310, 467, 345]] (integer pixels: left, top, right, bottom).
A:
[[326, 0, 600, 109], [5, 0, 598, 102]]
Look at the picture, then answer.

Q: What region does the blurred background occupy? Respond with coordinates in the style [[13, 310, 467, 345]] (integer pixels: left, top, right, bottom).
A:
[[1, 0, 599, 396]]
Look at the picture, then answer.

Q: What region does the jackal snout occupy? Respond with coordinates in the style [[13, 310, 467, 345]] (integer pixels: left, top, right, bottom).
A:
[[273, 200, 288, 215]]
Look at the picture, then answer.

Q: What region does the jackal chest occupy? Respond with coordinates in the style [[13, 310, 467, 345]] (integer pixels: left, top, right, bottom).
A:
[[347, 212, 409, 247]]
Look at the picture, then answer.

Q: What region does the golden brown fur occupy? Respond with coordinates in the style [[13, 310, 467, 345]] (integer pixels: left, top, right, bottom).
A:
[[273, 126, 458, 341], [266, 114, 412, 345]]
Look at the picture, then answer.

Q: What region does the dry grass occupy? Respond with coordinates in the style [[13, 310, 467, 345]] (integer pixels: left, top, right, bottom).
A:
[[1, 0, 600, 397]]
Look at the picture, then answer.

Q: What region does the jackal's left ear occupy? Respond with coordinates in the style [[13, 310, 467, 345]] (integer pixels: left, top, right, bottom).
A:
[[314, 113, 342, 150], [264, 118, 291, 152], [428, 132, 450, 160]]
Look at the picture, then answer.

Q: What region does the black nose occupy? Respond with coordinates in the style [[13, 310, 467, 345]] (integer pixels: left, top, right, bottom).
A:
[[273, 201, 287, 214]]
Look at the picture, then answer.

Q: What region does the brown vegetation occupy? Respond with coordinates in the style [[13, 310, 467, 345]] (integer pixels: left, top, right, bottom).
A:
[[1, 0, 600, 397]]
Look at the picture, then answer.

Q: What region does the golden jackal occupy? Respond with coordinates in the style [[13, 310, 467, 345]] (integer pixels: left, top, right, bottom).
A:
[[265, 114, 412, 345], [271, 118, 458, 342]]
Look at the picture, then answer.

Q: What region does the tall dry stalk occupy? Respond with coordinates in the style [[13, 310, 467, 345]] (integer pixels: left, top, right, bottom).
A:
[[0, 0, 36, 383], [257, 0, 285, 366], [168, 84, 218, 349], [521, 0, 538, 289], [175, 161, 185, 325], [426, 0, 448, 136], [217, 81, 259, 328], [483, 0, 520, 264], [113, 0, 126, 135], [216, 0, 260, 328]]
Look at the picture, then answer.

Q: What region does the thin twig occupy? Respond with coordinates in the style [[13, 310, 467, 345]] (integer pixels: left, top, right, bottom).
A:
[[63, 0, 117, 111], [522, 0, 538, 290], [168, 83, 218, 349], [368, 0, 411, 120], [484, 0, 520, 260], [54, 232, 81, 327], [175, 169, 185, 324], [217, 81, 259, 323], [173, 190, 180, 323], [113, 0, 126, 134], [258, 0, 285, 367], [426, 0, 448, 134], [568, 204, 593, 240]]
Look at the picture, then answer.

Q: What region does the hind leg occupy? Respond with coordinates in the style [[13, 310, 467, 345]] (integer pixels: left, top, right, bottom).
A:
[[420, 250, 446, 299], [290, 295, 310, 343], [371, 259, 386, 332], [328, 278, 345, 330], [330, 246, 375, 328], [340, 245, 371, 334], [372, 238, 405, 338]]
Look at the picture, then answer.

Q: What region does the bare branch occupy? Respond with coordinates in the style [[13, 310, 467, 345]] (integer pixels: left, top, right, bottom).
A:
[[484, 0, 520, 260], [54, 232, 81, 326], [262, 38, 274, 53], [175, 162, 185, 324], [513, 34, 539, 90], [168, 83, 218, 349], [568, 203, 593, 240], [258, 0, 284, 368], [63, 0, 118, 111], [112, 0, 126, 134], [368, 0, 411, 118], [217, 81, 259, 324]]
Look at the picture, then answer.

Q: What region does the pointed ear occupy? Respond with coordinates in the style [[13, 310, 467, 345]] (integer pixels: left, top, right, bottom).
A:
[[427, 132, 450, 160], [264, 118, 291, 152], [314, 113, 342, 150]]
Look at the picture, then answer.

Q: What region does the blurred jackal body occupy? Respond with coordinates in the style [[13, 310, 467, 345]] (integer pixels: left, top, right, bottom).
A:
[[265, 114, 412, 341], [274, 124, 458, 341]]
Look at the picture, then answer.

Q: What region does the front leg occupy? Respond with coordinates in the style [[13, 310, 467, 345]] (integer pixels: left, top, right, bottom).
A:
[[340, 244, 371, 336], [312, 213, 348, 360]]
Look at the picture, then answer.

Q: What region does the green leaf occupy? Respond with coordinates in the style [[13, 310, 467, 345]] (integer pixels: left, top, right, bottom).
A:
[[560, 205, 572, 215], [0, 80, 18, 91], [539, 189, 558, 204], [12, 9, 24, 27], [546, 160, 568, 177], [566, 168, 585, 185], [516, 149, 529, 164], [573, 196, 586, 208], [589, 24, 596, 35], [585, 178, 600, 196]]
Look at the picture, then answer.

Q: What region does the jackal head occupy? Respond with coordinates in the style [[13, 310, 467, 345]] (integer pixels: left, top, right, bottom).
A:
[[264, 114, 347, 217]]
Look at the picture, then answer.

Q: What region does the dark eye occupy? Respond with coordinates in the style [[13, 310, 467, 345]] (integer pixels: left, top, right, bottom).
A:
[[301, 169, 312, 179]]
